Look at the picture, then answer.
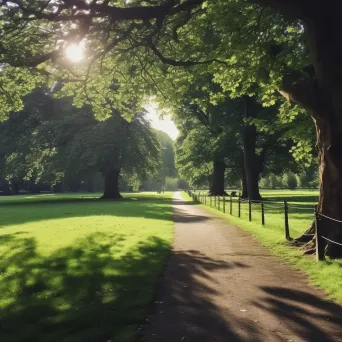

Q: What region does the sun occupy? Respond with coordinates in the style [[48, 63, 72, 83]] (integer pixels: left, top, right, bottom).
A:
[[65, 43, 85, 63]]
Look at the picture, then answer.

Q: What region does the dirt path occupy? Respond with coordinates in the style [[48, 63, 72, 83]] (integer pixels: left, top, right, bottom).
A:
[[142, 192, 342, 342]]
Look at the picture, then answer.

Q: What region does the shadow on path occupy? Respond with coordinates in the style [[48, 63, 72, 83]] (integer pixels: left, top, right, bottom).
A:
[[142, 250, 254, 342], [143, 192, 342, 342], [173, 207, 212, 223], [252, 286, 342, 342], [143, 249, 342, 342]]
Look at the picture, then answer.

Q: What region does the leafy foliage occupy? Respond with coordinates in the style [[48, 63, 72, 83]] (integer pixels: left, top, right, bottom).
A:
[[0, 90, 161, 195]]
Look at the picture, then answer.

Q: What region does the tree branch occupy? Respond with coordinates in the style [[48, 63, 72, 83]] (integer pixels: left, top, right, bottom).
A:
[[279, 69, 323, 117]]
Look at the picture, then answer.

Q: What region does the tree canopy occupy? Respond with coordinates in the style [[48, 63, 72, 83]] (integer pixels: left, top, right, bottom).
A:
[[1, 0, 342, 256], [0, 89, 161, 198]]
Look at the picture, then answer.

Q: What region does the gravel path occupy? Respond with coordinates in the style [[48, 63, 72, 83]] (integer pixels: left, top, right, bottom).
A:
[[142, 192, 342, 342]]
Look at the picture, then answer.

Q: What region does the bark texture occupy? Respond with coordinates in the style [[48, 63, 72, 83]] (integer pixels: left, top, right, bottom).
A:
[[209, 160, 227, 196], [243, 97, 262, 201], [241, 163, 248, 199], [101, 168, 122, 199], [281, 3, 342, 257]]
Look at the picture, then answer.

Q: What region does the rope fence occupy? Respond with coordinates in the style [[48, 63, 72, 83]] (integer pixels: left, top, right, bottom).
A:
[[315, 212, 342, 260], [318, 213, 342, 223], [187, 190, 342, 261]]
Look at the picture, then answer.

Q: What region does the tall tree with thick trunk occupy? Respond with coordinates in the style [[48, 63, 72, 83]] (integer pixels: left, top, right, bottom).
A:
[[209, 160, 227, 196], [66, 112, 160, 200], [243, 97, 262, 200], [277, 5, 342, 257], [2, 0, 342, 256], [102, 168, 122, 200], [241, 163, 248, 198]]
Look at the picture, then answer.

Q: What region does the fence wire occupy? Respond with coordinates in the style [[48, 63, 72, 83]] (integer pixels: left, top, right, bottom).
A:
[[318, 213, 342, 224], [287, 205, 315, 211], [321, 236, 342, 246], [263, 203, 284, 209], [188, 191, 342, 257]]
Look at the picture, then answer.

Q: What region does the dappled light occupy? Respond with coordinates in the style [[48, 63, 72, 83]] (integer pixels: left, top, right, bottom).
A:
[[143, 193, 342, 341], [0, 193, 173, 342], [1, 0, 342, 340], [0, 233, 170, 341]]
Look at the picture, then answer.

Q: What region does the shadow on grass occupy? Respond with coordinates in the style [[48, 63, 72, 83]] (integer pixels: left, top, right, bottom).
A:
[[0, 233, 171, 342], [0, 195, 172, 207], [0, 195, 173, 227], [263, 195, 318, 203]]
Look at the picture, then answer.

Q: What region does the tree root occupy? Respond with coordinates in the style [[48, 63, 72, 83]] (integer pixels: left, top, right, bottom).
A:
[[290, 220, 316, 255], [301, 240, 316, 255]]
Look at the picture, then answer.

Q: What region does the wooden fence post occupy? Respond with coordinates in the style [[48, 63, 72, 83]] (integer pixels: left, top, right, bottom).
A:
[[214, 196, 216, 208], [238, 196, 241, 218], [210, 196, 212, 207], [284, 198, 291, 241], [218, 196, 220, 211], [248, 199, 252, 222], [261, 201, 265, 225], [230, 195, 233, 215], [223, 195, 226, 213], [315, 209, 325, 261]]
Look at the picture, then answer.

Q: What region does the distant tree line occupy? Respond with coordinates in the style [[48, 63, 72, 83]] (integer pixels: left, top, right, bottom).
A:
[[0, 90, 187, 198]]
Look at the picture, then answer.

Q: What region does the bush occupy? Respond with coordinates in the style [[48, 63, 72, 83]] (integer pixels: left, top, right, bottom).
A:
[[260, 176, 271, 188], [269, 174, 283, 189], [283, 172, 298, 190]]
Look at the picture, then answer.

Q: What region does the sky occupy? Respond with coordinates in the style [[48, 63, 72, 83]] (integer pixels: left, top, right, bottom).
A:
[[61, 45, 179, 140], [144, 104, 179, 141]]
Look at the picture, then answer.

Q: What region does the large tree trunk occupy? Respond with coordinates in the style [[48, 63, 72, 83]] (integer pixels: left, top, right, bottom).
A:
[[241, 165, 248, 199], [289, 7, 342, 257], [243, 97, 262, 201], [101, 168, 122, 199], [209, 160, 227, 196], [315, 117, 342, 258], [308, 8, 342, 258], [10, 180, 19, 195]]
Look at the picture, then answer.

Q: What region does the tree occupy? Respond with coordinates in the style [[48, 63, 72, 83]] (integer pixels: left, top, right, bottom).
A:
[[174, 98, 244, 196], [172, 78, 299, 199], [0, 91, 161, 199], [1, 1, 342, 255], [283, 172, 298, 190], [48, 109, 160, 199]]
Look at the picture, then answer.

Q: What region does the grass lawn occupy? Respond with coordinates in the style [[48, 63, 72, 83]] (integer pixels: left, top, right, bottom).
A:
[[0, 192, 174, 342], [185, 189, 342, 304]]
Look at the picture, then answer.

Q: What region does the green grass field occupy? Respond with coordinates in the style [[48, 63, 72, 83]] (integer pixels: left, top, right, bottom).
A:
[[187, 189, 342, 304], [0, 192, 174, 342]]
